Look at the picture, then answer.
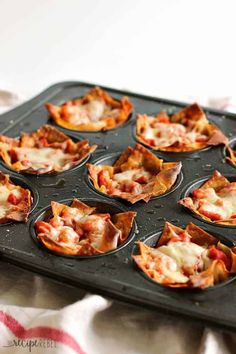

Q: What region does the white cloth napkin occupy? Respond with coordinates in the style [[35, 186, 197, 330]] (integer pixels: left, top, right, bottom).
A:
[[0, 89, 235, 354]]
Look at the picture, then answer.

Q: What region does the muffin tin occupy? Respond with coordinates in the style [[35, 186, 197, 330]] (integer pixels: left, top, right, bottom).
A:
[[0, 81, 236, 331]]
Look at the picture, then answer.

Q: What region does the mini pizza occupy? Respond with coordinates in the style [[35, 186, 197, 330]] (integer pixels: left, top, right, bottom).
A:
[[179, 171, 236, 225], [0, 125, 97, 174], [87, 144, 182, 204], [0, 172, 32, 223], [226, 145, 236, 167], [45, 86, 133, 132], [133, 222, 236, 289], [136, 103, 228, 152], [35, 198, 136, 256]]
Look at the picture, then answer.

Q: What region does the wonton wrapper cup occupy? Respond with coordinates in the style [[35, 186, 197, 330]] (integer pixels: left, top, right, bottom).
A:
[[136, 103, 228, 152], [87, 144, 182, 204], [0, 125, 97, 175], [46, 87, 133, 132], [133, 222, 236, 289], [0, 172, 38, 224], [32, 198, 137, 258], [179, 171, 236, 227]]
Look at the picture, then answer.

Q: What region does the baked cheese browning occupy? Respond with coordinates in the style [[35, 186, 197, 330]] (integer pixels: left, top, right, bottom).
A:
[[35, 198, 136, 256], [45, 87, 133, 132], [0, 125, 97, 174], [0, 172, 32, 223], [226, 145, 236, 167], [133, 222, 236, 289], [136, 103, 228, 152], [179, 171, 236, 225], [87, 144, 182, 204]]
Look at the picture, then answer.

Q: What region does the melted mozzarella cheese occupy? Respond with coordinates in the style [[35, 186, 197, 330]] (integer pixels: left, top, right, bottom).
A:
[[113, 169, 138, 182], [47, 225, 60, 241], [0, 184, 22, 218], [81, 215, 106, 235], [43, 223, 78, 245], [66, 99, 107, 125], [0, 185, 10, 203], [61, 207, 86, 226], [146, 241, 209, 283], [86, 100, 106, 121], [142, 119, 206, 147], [185, 130, 198, 143], [114, 169, 151, 183], [199, 202, 229, 220], [53, 213, 107, 248], [133, 170, 152, 181], [219, 187, 236, 212], [58, 208, 107, 241], [0, 205, 7, 217], [148, 248, 189, 283], [143, 121, 186, 147], [58, 226, 79, 245], [194, 186, 236, 220], [11, 189, 22, 199], [0, 185, 10, 217], [158, 241, 206, 271], [15, 147, 72, 170]]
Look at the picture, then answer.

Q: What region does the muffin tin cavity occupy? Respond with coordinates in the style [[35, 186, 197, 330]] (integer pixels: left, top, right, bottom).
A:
[[133, 122, 213, 156], [132, 227, 236, 290], [46, 87, 134, 133], [180, 174, 236, 229], [30, 198, 137, 258], [86, 152, 183, 202], [0, 131, 94, 176], [0, 173, 39, 226], [50, 109, 135, 135]]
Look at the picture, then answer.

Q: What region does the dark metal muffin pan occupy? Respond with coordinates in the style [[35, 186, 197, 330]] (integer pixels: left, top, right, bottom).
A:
[[0, 81, 236, 332]]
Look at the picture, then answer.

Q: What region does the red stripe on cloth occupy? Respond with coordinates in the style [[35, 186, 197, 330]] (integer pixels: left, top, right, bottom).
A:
[[0, 310, 86, 354]]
